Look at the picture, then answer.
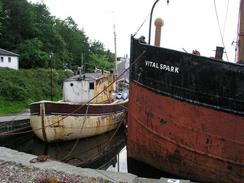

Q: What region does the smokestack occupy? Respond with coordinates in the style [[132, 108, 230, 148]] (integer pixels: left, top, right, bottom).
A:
[[154, 18, 164, 46], [215, 46, 224, 60]]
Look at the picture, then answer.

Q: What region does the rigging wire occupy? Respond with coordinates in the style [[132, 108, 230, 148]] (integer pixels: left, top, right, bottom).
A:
[[213, 0, 230, 61], [64, 114, 126, 171], [133, 0, 169, 38], [222, 0, 230, 38], [61, 105, 90, 161], [234, 0, 242, 62], [133, 13, 150, 37]]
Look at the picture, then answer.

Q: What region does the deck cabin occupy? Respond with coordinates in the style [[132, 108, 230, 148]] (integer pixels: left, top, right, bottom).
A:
[[63, 71, 115, 104]]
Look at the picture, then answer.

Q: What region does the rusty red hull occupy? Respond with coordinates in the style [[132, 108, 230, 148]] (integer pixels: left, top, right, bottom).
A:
[[127, 82, 244, 183]]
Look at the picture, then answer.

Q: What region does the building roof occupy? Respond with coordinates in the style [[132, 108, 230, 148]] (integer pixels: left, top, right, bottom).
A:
[[65, 72, 106, 82], [0, 48, 19, 56]]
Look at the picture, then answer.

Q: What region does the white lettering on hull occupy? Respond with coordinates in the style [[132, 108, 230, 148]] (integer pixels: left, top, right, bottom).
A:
[[145, 60, 180, 74]]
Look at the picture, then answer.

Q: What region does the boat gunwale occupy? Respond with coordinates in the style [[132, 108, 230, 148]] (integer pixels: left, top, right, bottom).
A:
[[130, 38, 244, 116], [30, 99, 128, 106], [135, 38, 244, 68], [132, 80, 244, 116], [30, 110, 125, 116]]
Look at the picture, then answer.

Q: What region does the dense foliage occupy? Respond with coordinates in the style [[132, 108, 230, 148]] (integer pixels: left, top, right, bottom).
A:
[[0, 0, 2, 33], [0, 68, 72, 114], [0, 0, 114, 71], [0, 68, 72, 101]]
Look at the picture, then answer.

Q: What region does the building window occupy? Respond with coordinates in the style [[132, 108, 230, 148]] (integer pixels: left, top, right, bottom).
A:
[[89, 82, 94, 90], [8, 57, 11, 63], [0, 57, 3, 62]]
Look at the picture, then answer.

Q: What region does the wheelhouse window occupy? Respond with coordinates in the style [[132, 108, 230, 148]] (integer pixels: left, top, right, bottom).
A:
[[8, 57, 11, 63], [89, 82, 94, 90], [0, 57, 3, 62]]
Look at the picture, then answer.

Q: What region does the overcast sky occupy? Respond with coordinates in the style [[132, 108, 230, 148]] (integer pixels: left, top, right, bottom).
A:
[[28, 0, 240, 62]]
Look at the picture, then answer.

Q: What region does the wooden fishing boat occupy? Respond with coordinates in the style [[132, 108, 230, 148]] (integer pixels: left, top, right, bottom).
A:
[[30, 71, 128, 142], [127, 1, 244, 183]]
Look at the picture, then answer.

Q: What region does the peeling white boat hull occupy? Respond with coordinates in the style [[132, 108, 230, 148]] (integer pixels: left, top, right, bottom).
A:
[[30, 100, 127, 142]]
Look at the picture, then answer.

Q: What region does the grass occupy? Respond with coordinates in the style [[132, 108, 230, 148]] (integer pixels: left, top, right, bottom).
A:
[[0, 69, 72, 115], [0, 98, 30, 115]]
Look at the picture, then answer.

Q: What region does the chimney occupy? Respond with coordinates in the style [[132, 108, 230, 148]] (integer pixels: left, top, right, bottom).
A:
[[154, 18, 164, 46], [215, 46, 224, 60]]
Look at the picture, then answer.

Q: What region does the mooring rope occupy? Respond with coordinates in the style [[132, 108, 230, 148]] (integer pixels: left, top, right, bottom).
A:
[[61, 104, 91, 161], [62, 112, 127, 165]]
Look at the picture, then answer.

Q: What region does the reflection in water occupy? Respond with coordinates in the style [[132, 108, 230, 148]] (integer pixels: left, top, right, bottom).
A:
[[0, 127, 181, 180], [127, 157, 182, 179], [0, 127, 126, 170], [107, 146, 127, 173]]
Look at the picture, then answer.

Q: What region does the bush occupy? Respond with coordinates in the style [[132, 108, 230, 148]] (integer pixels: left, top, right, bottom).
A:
[[0, 68, 72, 102], [0, 81, 28, 101]]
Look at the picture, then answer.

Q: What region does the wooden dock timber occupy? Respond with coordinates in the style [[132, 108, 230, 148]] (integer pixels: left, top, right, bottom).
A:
[[0, 112, 30, 136]]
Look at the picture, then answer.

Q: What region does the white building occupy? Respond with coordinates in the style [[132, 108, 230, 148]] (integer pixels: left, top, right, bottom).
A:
[[116, 56, 129, 81], [0, 48, 19, 70]]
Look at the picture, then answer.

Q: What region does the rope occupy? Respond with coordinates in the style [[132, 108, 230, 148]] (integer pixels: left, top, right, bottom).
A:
[[58, 50, 145, 163], [62, 113, 127, 165], [213, 0, 230, 61], [133, 13, 150, 37], [0, 113, 31, 136], [0, 49, 146, 137], [61, 105, 90, 161], [222, 0, 230, 38], [0, 127, 33, 136], [0, 113, 29, 128]]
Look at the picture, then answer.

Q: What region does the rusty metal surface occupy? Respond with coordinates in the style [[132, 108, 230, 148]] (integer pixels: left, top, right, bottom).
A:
[[30, 100, 127, 142], [127, 82, 244, 183]]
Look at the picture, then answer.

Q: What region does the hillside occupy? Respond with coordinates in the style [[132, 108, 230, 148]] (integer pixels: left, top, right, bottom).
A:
[[0, 68, 72, 114]]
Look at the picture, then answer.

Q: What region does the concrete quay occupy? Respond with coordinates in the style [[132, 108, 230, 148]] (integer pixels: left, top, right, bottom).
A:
[[0, 146, 196, 183]]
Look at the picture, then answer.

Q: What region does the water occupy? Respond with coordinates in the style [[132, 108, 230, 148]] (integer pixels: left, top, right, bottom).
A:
[[0, 127, 180, 180]]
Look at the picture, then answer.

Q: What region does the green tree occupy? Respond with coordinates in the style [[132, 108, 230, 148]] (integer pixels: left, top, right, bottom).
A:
[[89, 40, 115, 70], [18, 38, 48, 68], [55, 17, 89, 69], [30, 3, 66, 69], [89, 53, 114, 71], [0, 0, 35, 49], [0, 0, 2, 34], [0, 0, 115, 70]]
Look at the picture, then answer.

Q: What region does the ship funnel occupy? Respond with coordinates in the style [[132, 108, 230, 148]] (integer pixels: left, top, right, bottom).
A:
[[154, 18, 164, 46], [215, 46, 224, 60]]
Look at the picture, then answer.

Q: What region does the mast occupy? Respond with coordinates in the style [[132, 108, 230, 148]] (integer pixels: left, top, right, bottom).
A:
[[113, 23, 117, 74], [113, 23, 117, 92], [238, 0, 244, 63]]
